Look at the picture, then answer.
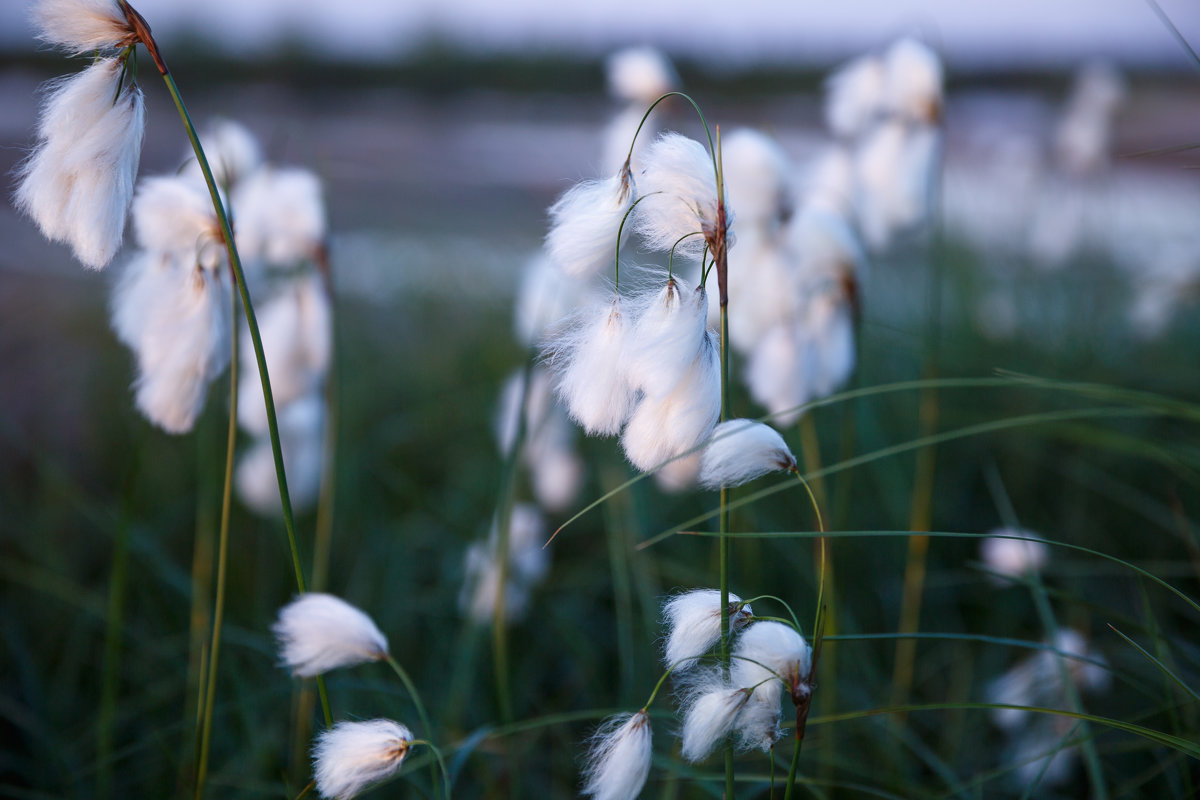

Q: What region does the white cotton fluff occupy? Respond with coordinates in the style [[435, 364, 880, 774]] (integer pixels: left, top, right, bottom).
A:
[[184, 118, 263, 190], [544, 297, 635, 436], [459, 504, 550, 624], [621, 330, 720, 472], [235, 393, 325, 516], [790, 202, 867, 289], [803, 145, 856, 218], [824, 53, 887, 139], [15, 57, 145, 269], [980, 529, 1050, 583], [546, 168, 635, 278], [494, 366, 584, 510], [796, 288, 857, 402], [131, 174, 223, 268], [606, 46, 679, 105], [733, 679, 785, 752], [653, 451, 701, 493], [633, 133, 724, 258], [513, 252, 593, 346], [680, 680, 750, 763], [233, 166, 326, 266], [530, 442, 585, 512], [113, 253, 231, 434], [624, 278, 710, 398], [987, 629, 1110, 731], [723, 232, 799, 354], [733, 621, 811, 701], [581, 711, 653, 800], [699, 420, 796, 490], [662, 589, 753, 670], [313, 719, 412, 800], [854, 119, 941, 252], [495, 366, 554, 457], [720, 129, 794, 234], [745, 322, 807, 426], [238, 274, 332, 435], [882, 38, 943, 124], [32, 0, 134, 54], [273, 592, 388, 678]]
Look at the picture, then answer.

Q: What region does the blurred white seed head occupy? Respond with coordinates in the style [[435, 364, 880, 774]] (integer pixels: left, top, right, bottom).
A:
[[459, 504, 550, 625], [546, 167, 636, 279], [621, 329, 720, 472], [653, 450, 701, 493], [544, 297, 636, 436], [680, 679, 750, 762], [581, 710, 653, 800], [313, 719, 412, 800], [273, 592, 388, 677], [745, 322, 807, 426], [131, 173, 223, 268], [513, 252, 594, 346], [233, 166, 326, 265], [606, 46, 679, 105], [185, 118, 263, 190], [987, 628, 1110, 731], [854, 119, 942, 252], [1055, 62, 1127, 177], [662, 589, 753, 670], [804, 145, 856, 219], [624, 278, 710, 398], [236, 393, 324, 516], [882, 38, 943, 124], [721, 231, 800, 354], [824, 53, 887, 139], [733, 621, 811, 703], [699, 419, 796, 490], [633, 133, 725, 259], [721, 129, 794, 234], [980, 529, 1050, 582], [15, 57, 145, 269], [32, 0, 136, 55]]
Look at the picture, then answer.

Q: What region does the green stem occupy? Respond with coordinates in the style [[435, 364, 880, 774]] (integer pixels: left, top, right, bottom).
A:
[[783, 725, 803, 800], [410, 740, 453, 800], [194, 287, 238, 800], [720, 296, 734, 798], [385, 655, 444, 799]]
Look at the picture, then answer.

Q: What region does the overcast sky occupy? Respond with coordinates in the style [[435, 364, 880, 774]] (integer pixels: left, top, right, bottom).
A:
[[4, 0, 1198, 70]]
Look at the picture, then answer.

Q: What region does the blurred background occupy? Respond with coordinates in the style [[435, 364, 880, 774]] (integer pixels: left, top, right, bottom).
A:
[[2, 0, 1200, 797]]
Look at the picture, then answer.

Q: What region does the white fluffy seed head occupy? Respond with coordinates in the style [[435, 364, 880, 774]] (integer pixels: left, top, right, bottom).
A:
[[733, 621, 811, 703], [883, 37, 943, 124], [544, 297, 636, 436], [745, 322, 807, 426], [513, 252, 594, 346], [733, 682, 785, 752], [581, 710, 653, 800], [699, 419, 796, 490], [980, 529, 1050, 582], [606, 46, 679, 104], [459, 504, 550, 624], [621, 330, 720, 472], [680, 680, 750, 763], [633, 133, 724, 258], [854, 119, 941, 252], [184, 118, 263, 190], [313, 719, 413, 800], [233, 166, 326, 266], [272, 593, 388, 677], [662, 589, 753, 670], [32, 0, 135, 54], [15, 57, 145, 269], [132, 174, 222, 267], [722, 231, 800, 354], [824, 53, 887, 139], [546, 168, 636, 279], [720, 128, 794, 234], [236, 393, 324, 516], [624, 278, 710, 398]]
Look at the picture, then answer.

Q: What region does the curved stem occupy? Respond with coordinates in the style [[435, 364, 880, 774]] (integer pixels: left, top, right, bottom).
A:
[[624, 91, 717, 175], [613, 192, 658, 293], [385, 655, 443, 799], [410, 740, 453, 800], [194, 284, 238, 800], [667, 230, 705, 283], [741, 595, 801, 632]]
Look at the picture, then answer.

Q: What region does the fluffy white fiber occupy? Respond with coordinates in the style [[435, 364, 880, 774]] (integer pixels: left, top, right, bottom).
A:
[[546, 169, 635, 278], [544, 297, 635, 436], [854, 119, 941, 252], [32, 0, 133, 55], [621, 330, 719, 472], [699, 419, 796, 489], [980, 529, 1050, 582], [313, 719, 412, 800], [662, 589, 753, 670], [272, 592, 388, 678], [624, 278, 709, 398], [459, 504, 550, 624], [185, 118, 263, 190], [823, 53, 886, 139], [882, 38, 943, 123], [633, 133, 723, 258], [235, 393, 325, 516], [679, 680, 749, 763], [15, 57, 145, 269], [733, 621, 811, 700], [233, 166, 326, 265], [606, 46, 678, 105], [131, 174, 221, 267], [581, 711, 653, 800], [720, 128, 794, 233]]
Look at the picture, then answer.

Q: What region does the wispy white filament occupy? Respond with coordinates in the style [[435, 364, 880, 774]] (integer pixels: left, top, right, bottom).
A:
[[313, 719, 413, 800], [720, 128, 794, 234], [131, 173, 222, 268], [15, 57, 145, 269], [581, 710, 653, 800], [546, 169, 635, 278], [633, 133, 723, 258], [235, 393, 324, 516], [679, 679, 750, 763], [32, 0, 134, 54], [624, 278, 710, 398], [273, 593, 388, 677], [699, 419, 796, 489], [233, 166, 327, 265], [733, 621, 811, 701], [544, 297, 635, 436], [662, 589, 753, 670], [854, 119, 942, 251]]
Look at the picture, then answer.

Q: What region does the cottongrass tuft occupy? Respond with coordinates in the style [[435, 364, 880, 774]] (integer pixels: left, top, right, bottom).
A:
[[605, 46, 678, 105], [980, 529, 1050, 583], [544, 297, 635, 436], [633, 133, 724, 259], [662, 589, 753, 670], [313, 719, 413, 800], [733, 621, 812, 703], [233, 166, 327, 265], [31, 0, 136, 55], [581, 710, 653, 800], [545, 167, 635, 278], [679, 678, 751, 762], [273, 593, 388, 677], [699, 419, 796, 489], [15, 57, 145, 269], [624, 278, 709, 398]]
